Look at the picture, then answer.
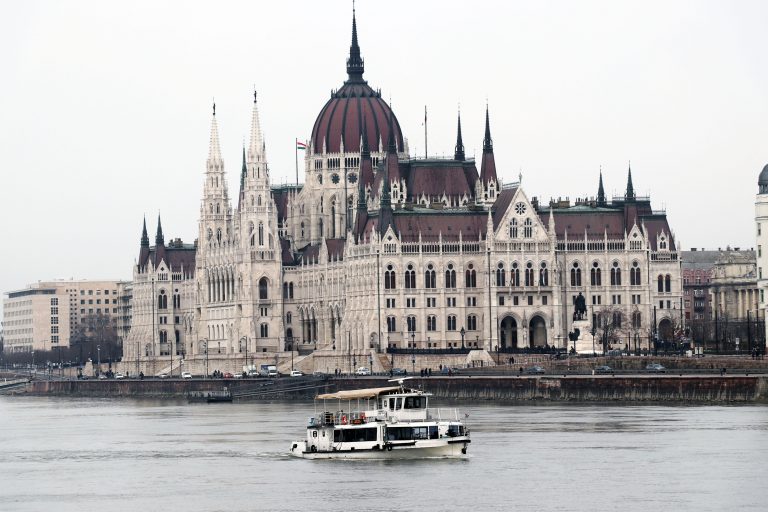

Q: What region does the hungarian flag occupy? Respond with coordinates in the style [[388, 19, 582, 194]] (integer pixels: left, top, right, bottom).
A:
[[296, 141, 307, 150]]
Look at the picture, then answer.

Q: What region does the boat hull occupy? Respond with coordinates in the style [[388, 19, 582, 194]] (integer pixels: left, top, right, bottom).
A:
[[289, 439, 470, 459]]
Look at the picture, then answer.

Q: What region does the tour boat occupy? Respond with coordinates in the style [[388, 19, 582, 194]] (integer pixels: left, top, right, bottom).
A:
[[289, 378, 470, 459]]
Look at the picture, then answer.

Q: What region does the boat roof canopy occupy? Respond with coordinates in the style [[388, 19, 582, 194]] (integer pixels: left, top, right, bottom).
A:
[[316, 386, 402, 401]]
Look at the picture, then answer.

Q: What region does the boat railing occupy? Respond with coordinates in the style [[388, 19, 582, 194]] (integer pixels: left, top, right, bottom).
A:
[[427, 408, 461, 422], [308, 410, 381, 427]]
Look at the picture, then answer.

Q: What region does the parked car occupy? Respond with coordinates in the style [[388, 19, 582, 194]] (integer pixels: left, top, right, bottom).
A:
[[391, 368, 407, 376], [645, 363, 666, 373], [524, 365, 546, 375], [355, 367, 371, 376], [158, 373, 168, 379], [594, 365, 613, 374], [290, 370, 304, 377], [223, 372, 234, 379], [181, 372, 192, 379], [114, 373, 125, 379], [97, 374, 108, 380]]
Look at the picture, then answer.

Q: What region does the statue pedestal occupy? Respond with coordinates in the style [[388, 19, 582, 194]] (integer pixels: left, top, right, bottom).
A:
[[571, 320, 598, 355]]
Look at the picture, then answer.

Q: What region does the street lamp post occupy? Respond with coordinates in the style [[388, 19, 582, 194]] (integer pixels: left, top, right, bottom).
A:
[[202, 338, 209, 379], [460, 327, 465, 350], [96, 345, 101, 377], [410, 331, 415, 374]]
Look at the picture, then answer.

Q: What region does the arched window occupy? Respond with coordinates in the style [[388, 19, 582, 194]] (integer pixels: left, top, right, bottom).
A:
[[173, 292, 180, 309], [257, 195, 262, 206], [525, 262, 535, 287], [405, 264, 416, 289], [207, 228, 213, 241], [259, 277, 268, 300], [258, 222, 264, 246], [387, 316, 397, 332], [158, 290, 168, 310], [249, 222, 255, 247], [283, 282, 289, 299], [632, 311, 642, 329], [427, 315, 437, 331], [300, 222, 305, 239], [539, 262, 549, 286], [216, 203, 220, 214], [407, 316, 417, 333], [611, 262, 621, 286], [631, 262, 641, 286], [511, 262, 520, 287], [330, 200, 336, 238], [509, 218, 518, 238], [613, 312, 622, 328], [659, 236, 667, 250], [446, 315, 457, 331], [260, 323, 269, 338], [159, 330, 167, 344], [385, 264, 396, 290], [467, 314, 477, 331], [465, 263, 477, 288], [571, 262, 582, 287], [425, 264, 436, 289], [286, 312, 292, 324], [657, 275, 664, 293], [289, 282, 294, 299], [664, 274, 671, 293], [319, 218, 323, 238], [523, 218, 533, 238], [216, 228, 222, 244], [445, 264, 456, 289], [591, 262, 602, 286], [496, 263, 506, 287], [209, 203, 213, 214]]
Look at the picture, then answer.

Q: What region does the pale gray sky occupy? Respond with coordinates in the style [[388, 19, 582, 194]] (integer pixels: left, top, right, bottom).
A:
[[1, 0, 767, 305]]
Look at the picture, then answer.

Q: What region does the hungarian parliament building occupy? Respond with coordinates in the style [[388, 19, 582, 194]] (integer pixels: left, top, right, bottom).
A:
[[123, 11, 682, 371]]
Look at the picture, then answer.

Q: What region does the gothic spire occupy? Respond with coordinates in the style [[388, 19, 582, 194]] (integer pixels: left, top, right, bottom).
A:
[[482, 105, 493, 152], [454, 111, 465, 161], [248, 90, 264, 162], [141, 216, 149, 247], [625, 162, 636, 201], [208, 102, 222, 163], [360, 114, 370, 160], [346, 3, 365, 82], [386, 107, 397, 154], [597, 170, 606, 206], [240, 145, 247, 190], [155, 214, 164, 246], [480, 106, 497, 184]]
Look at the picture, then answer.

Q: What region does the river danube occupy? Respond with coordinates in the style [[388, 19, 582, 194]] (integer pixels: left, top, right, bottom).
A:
[[0, 397, 766, 511]]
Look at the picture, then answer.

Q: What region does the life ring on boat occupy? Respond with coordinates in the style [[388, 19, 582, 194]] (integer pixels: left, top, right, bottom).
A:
[[387, 444, 393, 451], [341, 415, 347, 425], [310, 445, 317, 453]]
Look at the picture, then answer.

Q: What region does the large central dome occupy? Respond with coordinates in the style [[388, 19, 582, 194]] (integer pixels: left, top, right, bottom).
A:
[[310, 11, 404, 155]]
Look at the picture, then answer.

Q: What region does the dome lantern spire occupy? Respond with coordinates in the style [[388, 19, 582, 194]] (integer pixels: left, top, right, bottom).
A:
[[346, 3, 365, 83]]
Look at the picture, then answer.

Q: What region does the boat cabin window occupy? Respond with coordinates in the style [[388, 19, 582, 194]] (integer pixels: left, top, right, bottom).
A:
[[334, 427, 377, 443], [404, 396, 425, 409], [447, 425, 464, 437], [386, 426, 439, 441], [312, 430, 318, 438], [388, 397, 403, 410]]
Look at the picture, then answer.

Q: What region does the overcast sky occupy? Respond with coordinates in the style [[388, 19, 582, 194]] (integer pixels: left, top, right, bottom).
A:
[[1, 0, 767, 306]]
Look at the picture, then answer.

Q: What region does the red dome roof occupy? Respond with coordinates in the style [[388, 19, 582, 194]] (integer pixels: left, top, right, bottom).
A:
[[310, 9, 404, 155]]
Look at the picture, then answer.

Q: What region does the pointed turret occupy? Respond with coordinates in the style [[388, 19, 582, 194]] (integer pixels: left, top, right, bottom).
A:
[[248, 90, 265, 163], [454, 112, 465, 161], [346, 4, 365, 83], [479, 106, 497, 184], [597, 170, 606, 206], [355, 124, 371, 237], [238, 145, 246, 208], [141, 216, 149, 247], [208, 102, 222, 163], [155, 214, 164, 246], [625, 162, 636, 201]]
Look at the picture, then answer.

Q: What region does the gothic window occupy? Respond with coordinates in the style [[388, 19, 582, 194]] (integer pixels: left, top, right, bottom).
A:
[[330, 200, 337, 238], [515, 202, 527, 215], [631, 262, 641, 286], [158, 290, 168, 310], [207, 228, 213, 241], [283, 282, 289, 299], [591, 262, 602, 286], [613, 312, 622, 328], [387, 316, 397, 332], [173, 292, 180, 309], [405, 264, 416, 289], [300, 222, 305, 238], [249, 223, 255, 247], [465, 263, 477, 288], [216, 203, 220, 214], [289, 282, 294, 299], [570, 262, 582, 287], [445, 264, 457, 288], [447, 315, 457, 331], [257, 195, 262, 206], [250, 196, 255, 206], [523, 218, 533, 238], [385, 264, 396, 290], [209, 203, 213, 214], [611, 262, 621, 286], [319, 218, 324, 238], [539, 262, 549, 286], [427, 315, 437, 331], [509, 218, 518, 238], [425, 264, 436, 289], [511, 262, 520, 287], [216, 228, 222, 244], [525, 262, 535, 286], [467, 314, 477, 331], [159, 330, 168, 344], [260, 323, 269, 338], [665, 274, 671, 292], [632, 311, 642, 329], [657, 275, 664, 293], [407, 316, 417, 332], [259, 277, 268, 300], [496, 263, 506, 287], [258, 222, 264, 246], [659, 236, 667, 250], [286, 312, 292, 324]]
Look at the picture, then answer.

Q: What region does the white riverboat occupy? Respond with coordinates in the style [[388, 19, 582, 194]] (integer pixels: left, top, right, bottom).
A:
[[289, 378, 470, 459]]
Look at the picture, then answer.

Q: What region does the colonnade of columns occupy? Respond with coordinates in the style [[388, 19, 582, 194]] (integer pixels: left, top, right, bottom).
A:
[[207, 272, 236, 303]]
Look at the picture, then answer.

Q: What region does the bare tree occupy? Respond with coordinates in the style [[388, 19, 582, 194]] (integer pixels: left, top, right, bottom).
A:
[[593, 306, 629, 354]]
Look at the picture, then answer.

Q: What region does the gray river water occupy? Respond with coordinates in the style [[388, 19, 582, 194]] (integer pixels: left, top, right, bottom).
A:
[[0, 397, 766, 512]]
